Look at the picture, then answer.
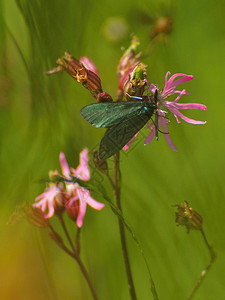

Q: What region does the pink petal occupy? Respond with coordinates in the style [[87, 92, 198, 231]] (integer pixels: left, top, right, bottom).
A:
[[173, 89, 188, 102], [167, 73, 193, 89], [167, 105, 206, 124], [80, 57, 99, 76], [168, 102, 207, 110], [33, 198, 47, 212], [164, 71, 170, 85], [80, 187, 104, 210], [160, 118, 177, 151], [123, 132, 139, 151], [76, 201, 87, 228], [45, 202, 55, 218], [59, 152, 70, 177], [174, 114, 181, 124], [149, 83, 158, 94], [161, 73, 194, 99], [76, 187, 88, 227], [144, 127, 156, 144], [35, 192, 47, 201], [86, 195, 104, 210], [72, 148, 90, 180], [144, 113, 164, 144]]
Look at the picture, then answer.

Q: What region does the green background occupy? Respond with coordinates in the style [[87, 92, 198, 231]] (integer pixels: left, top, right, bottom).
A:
[[1, 0, 225, 299]]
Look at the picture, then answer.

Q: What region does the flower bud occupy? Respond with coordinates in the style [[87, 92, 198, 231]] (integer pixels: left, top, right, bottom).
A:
[[122, 63, 147, 100], [7, 202, 50, 228], [25, 203, 50, 228], [174, 201, 203, 233], [97, 92, 113, 103], [93, 150, 108, 175], [117, 35, 142, 78], [46, 51, 103, 98], [150, 17, 172, 39], [65, 198, 79, 221]]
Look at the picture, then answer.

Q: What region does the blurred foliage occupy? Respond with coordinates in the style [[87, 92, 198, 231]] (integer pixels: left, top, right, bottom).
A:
[[1, 0, 225, 299]]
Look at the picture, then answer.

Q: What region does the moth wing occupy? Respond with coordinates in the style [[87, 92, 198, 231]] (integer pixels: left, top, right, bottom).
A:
[[80, 102, 145, 128], [99, 111, 153, 160]]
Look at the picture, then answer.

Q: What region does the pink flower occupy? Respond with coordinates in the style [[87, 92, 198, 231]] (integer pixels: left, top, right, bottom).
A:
[[145, 72, 207, 150], [150, 72, 207, 125], [33, 180, 64, 218], [59, 149, 104, 227], [124, 72, 207, 152]]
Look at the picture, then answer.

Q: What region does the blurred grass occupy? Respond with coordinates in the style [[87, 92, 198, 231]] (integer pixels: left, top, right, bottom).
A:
[[1, 0, 225, 299]]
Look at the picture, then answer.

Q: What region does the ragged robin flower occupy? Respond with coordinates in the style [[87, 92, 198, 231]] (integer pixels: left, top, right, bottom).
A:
[[147, 72, 206, 149], [33, 149, 104, 227], [124, 71, 207, 152], [59, 149, 104, 228], [33, 170, 65, 218]]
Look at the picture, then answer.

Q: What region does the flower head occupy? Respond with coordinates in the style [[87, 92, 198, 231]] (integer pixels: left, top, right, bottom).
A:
[[33, 149, 104, 227], [59, 149, 104, 227], [150, 72, 207, 125], [124, 72, 207, 152], [33, 179, 65, 218], [144, 72, 207, 149]]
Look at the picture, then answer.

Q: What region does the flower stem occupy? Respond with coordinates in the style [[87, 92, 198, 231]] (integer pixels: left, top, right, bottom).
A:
[[73, 255, 99, 300], [113, 152, 137, 300], [76, 227, 81, 256], [49, 223, 99, 300], [57, 214, 76, 253], [188, 227, 216, 300]]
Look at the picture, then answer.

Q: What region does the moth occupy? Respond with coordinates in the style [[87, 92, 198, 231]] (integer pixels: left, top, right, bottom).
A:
[[80, 91, 158, 160]]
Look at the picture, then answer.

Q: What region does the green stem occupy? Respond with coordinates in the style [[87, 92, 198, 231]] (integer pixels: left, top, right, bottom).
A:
[[76, 227, 81, 257], [74, 255, 99, 300], [49, 223, 99, 300], [187, 227, 216, 300], [57, 214, 76, 253], [113, 152, 137, 300]]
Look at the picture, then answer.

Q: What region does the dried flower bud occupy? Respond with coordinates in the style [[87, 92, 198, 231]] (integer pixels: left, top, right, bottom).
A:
[[7, 202, 49, 228], [46, 51, 103, 98], [93, 150, 108, 175], [97, 92, 113, 103], [174, 201, 203, 233], [7, 203, 26, 225], [117, 35, 142, 78], [24, 203, 50, 227], [150, 17, 172, 39], [121, 63, 147, 100]]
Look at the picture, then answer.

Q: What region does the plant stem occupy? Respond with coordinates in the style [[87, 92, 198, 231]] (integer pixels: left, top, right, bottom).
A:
[[49, 223, 99, 300], [188, 227, 216, 300], [58, 214, 76, 253], [76, 227, 81, 256], [113, 152, 137, 300], [74, 255, 99, 300]]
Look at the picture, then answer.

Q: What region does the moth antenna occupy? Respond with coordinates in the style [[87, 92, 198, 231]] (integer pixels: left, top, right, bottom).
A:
[[125, 92, 143, 100]]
